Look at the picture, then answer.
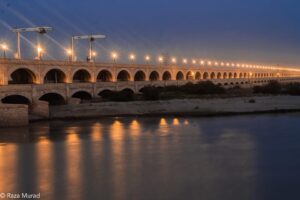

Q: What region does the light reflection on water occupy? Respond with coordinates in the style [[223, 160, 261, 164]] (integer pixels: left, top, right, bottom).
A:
[[0, 114, 300, 200]]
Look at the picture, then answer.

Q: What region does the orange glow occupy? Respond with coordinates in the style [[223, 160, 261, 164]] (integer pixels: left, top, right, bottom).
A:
[[129, 119, 141, 137], [160, 118, 167, 126], [173, 118, 180, 126], [91, 123, 103, 141]]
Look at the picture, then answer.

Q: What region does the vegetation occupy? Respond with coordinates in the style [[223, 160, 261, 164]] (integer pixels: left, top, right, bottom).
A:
[[140, 81, 226, 100], [253, 80, 282, 94], [98, 80, 300, 102], [100, 89, 134, 102], [283, 82, 300, 95], [253, 81, 300, 96]]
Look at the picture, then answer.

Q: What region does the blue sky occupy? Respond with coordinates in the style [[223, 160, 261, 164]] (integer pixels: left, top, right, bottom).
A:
[[0, 0, 300, 66]]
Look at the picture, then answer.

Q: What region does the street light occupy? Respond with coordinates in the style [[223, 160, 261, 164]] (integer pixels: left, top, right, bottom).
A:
[[1, 43, 8, 58], [145, 55, 150, 63], [129, 53, 135, 63], [66, 49, 72, 61], [182, 58, 187, 64], [158, 56, 163, 64], [111, 52, 118, 63], [192, 60, 196, 64], [37, 46, 44, 60], [171, 57, 177, 64]]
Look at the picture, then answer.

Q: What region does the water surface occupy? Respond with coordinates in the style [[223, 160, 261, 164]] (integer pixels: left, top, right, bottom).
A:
[[1, 114, 300, 200]]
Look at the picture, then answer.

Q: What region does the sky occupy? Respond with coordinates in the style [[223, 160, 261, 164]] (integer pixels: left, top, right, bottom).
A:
[[0, 0, 300, 66]]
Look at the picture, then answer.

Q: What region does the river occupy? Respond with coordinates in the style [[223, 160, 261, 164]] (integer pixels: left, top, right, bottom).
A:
[[0, 114, 300, 200]]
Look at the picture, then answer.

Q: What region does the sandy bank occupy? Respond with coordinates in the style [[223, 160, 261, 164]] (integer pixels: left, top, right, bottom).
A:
[[49, 96, 300, 119]]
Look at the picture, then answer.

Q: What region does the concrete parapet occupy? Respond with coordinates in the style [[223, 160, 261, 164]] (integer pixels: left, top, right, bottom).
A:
[[0, 104, 29, 127]]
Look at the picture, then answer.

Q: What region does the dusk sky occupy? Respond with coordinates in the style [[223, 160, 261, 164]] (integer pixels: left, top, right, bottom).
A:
[[0, 0, 300, 66]]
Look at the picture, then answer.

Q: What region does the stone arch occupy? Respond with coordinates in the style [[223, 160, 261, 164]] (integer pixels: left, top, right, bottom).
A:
[[186, 71, 194, 80], [97, 70, 113, 82], [239, 73, 243, 79], [217, 72, 222, 79], [210, 72, 216, 79], [203, 72, 209, 79], [229, 72, 233, 79], [117, 70, 131, 81], [162, 71, 172, 80], [39, 93, 66, 105], [234, 73, 238, 78], [149, 71, 160, 81], [195, 72, 201, 80], [98, 89, 114, 98], [176, 71, 184, 80], [73, 69, 92, 83], [9, 68, 37, 84], [72, 91, 92, 100], [1, 95, 31, 104], [134, 70, 146, 81], [44, 69, 67, 83], [121, 88, 135, 94], [223, 72, 228, 79]]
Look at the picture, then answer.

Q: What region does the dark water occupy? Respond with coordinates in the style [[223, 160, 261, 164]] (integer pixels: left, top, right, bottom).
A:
[[0, 114, 300, 200]]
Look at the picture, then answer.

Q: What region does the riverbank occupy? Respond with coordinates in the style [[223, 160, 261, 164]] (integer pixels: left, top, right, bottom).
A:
[[49, 96, 300, 120]]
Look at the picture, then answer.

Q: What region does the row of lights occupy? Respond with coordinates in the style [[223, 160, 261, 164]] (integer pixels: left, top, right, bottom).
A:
[[2, 42, 300, 72]]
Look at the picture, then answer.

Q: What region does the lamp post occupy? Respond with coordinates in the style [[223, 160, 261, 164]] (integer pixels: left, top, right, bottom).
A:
[[145, 55, 150, 64], [1, 43, 7, 58], [171, 57, 177, 64], [66, 49, 72, 61], [158, 56, 163, 65], [37, 46, 44, 60], [111, 52, 118, 64], [129, 53, 135, 64]]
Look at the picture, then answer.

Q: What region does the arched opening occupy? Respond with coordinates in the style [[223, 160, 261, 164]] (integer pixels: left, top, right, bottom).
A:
[[73, 69, 91, 83], [1, 95, 30, 105], [162, 71, 172, 80], [195, 72, 201, 80], [210, 72, 216, 79], [72, 91, 92, 100], [229, 73, 233, 79], [9, 68, 36, 84], [244, 73, 247, 78], [234, 73, 238, 78], [186, 71, 194, 80], [122, 88, 134, 94], [149, 71, 159, 81], [98, 90, 114, 99], [97, 70, 113, 82], [117, 70, 131, 81], [39, 93, 66, 105], [44, 69, 66, 83], [223, 73, 228, 79], [217, 72, 222, 79], [134, 71, 146, 81], [176, 71, 184, 80], [203, 72, 209, 79], [239, 73, 243, 79]]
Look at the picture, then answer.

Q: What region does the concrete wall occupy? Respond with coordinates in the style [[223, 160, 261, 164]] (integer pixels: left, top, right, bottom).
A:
[[0, 104, 29, 127], [30, 100, 49, 118]]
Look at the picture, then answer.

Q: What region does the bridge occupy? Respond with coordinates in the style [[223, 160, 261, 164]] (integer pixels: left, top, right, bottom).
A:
[[0, 58, 300, 107]]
